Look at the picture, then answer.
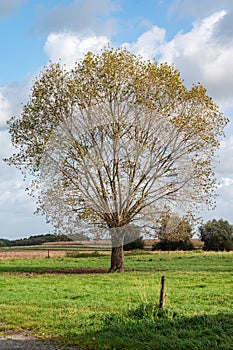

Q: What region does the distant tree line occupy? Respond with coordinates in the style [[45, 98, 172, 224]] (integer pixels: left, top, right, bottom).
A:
[[1, 218, 232, 251], [0, 234, 72, 247]]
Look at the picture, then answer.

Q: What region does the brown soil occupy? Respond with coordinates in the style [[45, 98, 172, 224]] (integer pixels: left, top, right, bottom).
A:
[[0, 250, 67, 260], [35, 268, 109, 274]]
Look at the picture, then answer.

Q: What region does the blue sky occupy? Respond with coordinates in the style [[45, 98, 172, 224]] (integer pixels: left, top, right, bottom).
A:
[[0, 0, 182, 84], [0, 0, 233, 239], [0, 0, 229, 84]]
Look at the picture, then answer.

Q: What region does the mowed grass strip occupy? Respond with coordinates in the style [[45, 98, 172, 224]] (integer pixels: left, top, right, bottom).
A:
[[1, 250, 233, 273], [0, 251, 233, 349]]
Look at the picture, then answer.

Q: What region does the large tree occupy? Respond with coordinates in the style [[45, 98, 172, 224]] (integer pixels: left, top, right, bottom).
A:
[[7, 48, 227, 271]]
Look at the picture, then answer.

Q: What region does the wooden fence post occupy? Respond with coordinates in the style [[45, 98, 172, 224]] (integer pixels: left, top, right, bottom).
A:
[[159, 275, 166, 308]]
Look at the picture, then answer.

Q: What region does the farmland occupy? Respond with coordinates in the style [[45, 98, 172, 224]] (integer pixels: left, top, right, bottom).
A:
[[0, 250, 233, 349]]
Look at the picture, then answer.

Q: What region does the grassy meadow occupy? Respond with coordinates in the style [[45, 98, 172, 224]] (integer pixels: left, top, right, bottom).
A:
[[0, 250, 233, 349]]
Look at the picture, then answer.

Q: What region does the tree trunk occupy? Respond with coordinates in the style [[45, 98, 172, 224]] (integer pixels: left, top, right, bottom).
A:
[[108, 229, 125, 272]]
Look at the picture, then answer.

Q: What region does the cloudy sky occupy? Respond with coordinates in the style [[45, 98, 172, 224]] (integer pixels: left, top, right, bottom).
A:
[[0, 0, 233, 239]]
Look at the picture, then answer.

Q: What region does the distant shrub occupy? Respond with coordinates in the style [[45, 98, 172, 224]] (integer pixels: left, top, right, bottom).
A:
[[66, 251, 102, 258], [123, 226, 144, 251], [199, 219, 233, 251], [123, 236, 144, 251], [152, 239, 194, 251]]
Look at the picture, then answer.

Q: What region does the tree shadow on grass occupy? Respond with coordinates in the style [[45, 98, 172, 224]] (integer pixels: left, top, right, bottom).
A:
[[80, 310, 233, 350], [2, 311, 233, 350]]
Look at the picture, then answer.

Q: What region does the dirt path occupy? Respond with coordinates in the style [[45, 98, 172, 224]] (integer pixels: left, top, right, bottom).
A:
[[0, 333, 84, 349]]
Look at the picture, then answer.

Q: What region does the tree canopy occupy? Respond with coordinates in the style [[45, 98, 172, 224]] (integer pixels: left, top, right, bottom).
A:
[[7, 48, 228, 271]]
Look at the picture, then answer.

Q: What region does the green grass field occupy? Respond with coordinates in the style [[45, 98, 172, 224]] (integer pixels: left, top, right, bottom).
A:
[[1, 251, 233, 349]]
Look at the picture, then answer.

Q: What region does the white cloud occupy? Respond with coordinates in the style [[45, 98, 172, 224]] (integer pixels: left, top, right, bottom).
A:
[[204, 196, 233, 223], [209, 180, 233, 222], [161, 11, 226, 62], [159, 10, 233, 107], [44, 32, 109, 68], [214, 137, 233, 177], [0, 89, 11, 128], [0, 130, 51, 239], [218, 178, 233, 188], [202, 136, 233, 223], [0, 76, 34, 131], [119, 10, 233, 110], [122, 26, 166, 60]]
